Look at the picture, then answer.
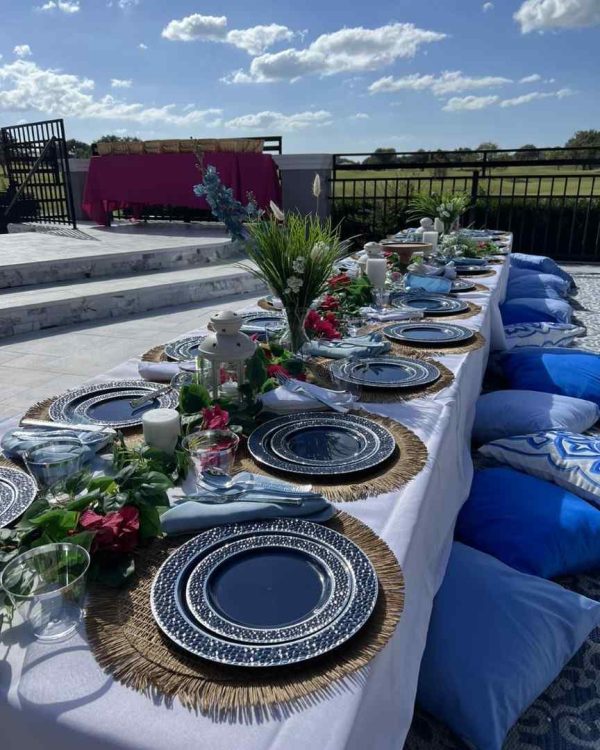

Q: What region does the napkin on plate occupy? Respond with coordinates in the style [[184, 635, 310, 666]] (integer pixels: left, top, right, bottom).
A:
[[360, 307, 425, 322], [160, 495, 335, 535], [1, 428, 105, 461], [408, 262, 457, 280], [404, 273, 453, 294], [450, 257, 489, 266], [138, 361, 187, 383], [301, 335, 391, 360], [260, 382, 357, 414]]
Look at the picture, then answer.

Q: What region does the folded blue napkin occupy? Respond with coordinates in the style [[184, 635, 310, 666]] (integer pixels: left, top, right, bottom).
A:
[[1, 428, 105, 462], [302, 335, 391, 360], [161, 496, 335, 535], [404, 273, 453, 294], [451, 257, 489, 266]]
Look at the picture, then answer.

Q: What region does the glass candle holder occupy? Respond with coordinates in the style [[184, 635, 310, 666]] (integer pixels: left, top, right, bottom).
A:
[[182, 429, 240, 483], [1, 543, 90, 641], [24, 438, 87, 488]]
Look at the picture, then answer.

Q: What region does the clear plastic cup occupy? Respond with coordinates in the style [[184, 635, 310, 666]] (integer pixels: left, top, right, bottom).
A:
[[24, 438, 87, 488], [1, 543, 90, 641], [182, 429, 240, 483]]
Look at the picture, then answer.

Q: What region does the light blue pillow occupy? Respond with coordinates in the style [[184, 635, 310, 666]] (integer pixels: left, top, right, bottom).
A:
[[510, 253, 574, 287], [479, 431, 600, 509], [504, 321, 585, 349], [417, 542, 600, 750], [500, 348, 600, 406], [505, 276, 568, 300], [455, 468, 600, 578], [500, 298, 573, 325], [508, 268, 570, 296], [472, 390, 599, 444]]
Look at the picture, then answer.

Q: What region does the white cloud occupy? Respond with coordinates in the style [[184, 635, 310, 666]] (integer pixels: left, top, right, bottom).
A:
[[161, 14, 295, 55], [223, 23, 446, 83], [138, 43, 148, 50], [14, 45, 32, 58], [443, 95, 500, 111], [0, 59, 221, 126], [482, 2, 494, 10], [351, 112, 370, 119], [225, 109, 332, 132], [515, 0, 600, 32], [519, 73, 542, 82], [500, 87, 575, 106], [111, 78, 132, 88], [369, 70, 512, 96], [36, 1, 80, 12]]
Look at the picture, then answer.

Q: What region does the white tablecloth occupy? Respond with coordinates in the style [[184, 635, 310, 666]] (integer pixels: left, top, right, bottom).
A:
[[1, 257, 510, 750]]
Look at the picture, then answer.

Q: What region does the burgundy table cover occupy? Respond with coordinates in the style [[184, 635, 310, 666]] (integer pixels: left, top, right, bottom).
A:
[[82, 152, 281, 226]]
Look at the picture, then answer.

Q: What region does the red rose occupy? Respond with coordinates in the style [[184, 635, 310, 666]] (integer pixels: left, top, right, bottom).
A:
[[328, 273, 351, 289], [320, 294, 340, 311], [79, 506, 140, 554], [201, 404, 230, 430]]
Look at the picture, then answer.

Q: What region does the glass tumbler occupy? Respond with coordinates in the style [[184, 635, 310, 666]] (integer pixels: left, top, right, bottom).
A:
[[1, 543, 90, 641], [182, 429, 240, 483]]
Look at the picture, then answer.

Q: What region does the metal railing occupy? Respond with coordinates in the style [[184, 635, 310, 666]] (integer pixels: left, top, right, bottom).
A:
[[330, 147, 600, 260]]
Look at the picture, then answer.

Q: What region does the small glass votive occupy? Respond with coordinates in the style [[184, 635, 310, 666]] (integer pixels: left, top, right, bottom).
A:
[[371, 288, 390, 311], [1, 543, 90, 641], [182, 429, 240, 482], [24, 438, 87, 488]]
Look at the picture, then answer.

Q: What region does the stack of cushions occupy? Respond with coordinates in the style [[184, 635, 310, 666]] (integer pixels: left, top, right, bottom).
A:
[[455, 468, 600, 578], [500, 297, 573, 324], [499, 348, 600, 407], [479, 431, 600, 508], [507, 268, 570, 297], [472, 390, 599, 444], [503, 321, 585, 349], [509, 252, 574, 288], [417, 542, 600, 750]]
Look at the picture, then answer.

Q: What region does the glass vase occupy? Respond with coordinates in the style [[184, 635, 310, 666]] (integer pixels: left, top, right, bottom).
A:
[[283, 305, 310, 355]]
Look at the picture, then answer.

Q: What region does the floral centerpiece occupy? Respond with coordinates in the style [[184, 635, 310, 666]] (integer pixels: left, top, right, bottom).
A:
[[243, 212, 353, 353], [407, 191, 470, 235], [437, 233, 492, 260]]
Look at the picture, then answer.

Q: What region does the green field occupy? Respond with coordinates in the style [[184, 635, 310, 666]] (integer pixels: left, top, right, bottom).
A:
[[332, 165, 600, 199]]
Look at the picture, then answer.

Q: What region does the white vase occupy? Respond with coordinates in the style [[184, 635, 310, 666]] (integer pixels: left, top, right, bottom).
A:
[[433, 218, 445, 234]]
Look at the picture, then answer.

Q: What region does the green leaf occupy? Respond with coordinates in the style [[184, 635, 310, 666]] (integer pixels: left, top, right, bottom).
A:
[[137, 504, 162, 540], [66, 531, 95, 551], [102, 491, 129, 513], [179, 382, 211, 414], [29, 509, 79, 537]]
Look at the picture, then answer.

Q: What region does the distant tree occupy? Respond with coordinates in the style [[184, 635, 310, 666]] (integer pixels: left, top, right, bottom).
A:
[[517, 144, 539, 160], [565, 130, 600, 168], [454, 147, 474, 163], [476, 141, 500, 152], [66, 139, 91, 158], [363, 147, 398, 166]]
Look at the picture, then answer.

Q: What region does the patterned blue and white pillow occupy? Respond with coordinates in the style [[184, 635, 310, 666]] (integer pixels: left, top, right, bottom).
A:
[[479, 430, 600, 507], [504, 322, 586, 349]]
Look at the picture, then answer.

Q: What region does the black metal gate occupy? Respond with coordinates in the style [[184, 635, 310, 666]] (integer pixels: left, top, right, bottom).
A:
[[0, 118, 76, 233]]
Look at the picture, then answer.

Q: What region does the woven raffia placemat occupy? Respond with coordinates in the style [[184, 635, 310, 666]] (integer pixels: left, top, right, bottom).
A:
[[453, 281, 489, 293], [423, 301, 482, 321], [85, 511, 404, 719], [236, 410, 427, 502], [383, 331, 486, 358], [312, 358, 454, 407]]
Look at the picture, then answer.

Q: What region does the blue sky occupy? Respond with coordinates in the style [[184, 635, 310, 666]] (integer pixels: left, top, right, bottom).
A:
[[0, 0, 598, 152]]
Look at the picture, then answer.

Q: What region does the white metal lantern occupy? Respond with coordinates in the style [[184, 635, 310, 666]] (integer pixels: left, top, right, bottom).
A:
[[197, 310, 257, 401]]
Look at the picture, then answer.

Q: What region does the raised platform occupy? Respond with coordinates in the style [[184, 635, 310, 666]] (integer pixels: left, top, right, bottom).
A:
[[0, 221, 264, 337]]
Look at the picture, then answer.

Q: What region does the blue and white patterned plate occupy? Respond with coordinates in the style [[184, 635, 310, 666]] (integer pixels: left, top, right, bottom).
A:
[[0, 466, 37, 528], [164, 335, 206, 361], [247, 412, 396, 476], [451, 279, 476, 293], [151, 518, 378, 667], [390, 292, 469, 316], [185, 532, 354, 644], [331, 356, 441, 390], [239, 312, 285, 335], [382, 322, 474, 346]]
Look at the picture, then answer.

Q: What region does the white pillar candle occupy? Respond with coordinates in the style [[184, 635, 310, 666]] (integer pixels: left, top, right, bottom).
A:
[[422, 231, 439, 252], [142, 408, 181, 454], [366, 257, 387, 289]]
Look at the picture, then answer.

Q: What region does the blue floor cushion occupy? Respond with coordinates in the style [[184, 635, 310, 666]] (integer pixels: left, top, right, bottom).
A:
[[455, 468, 600, 577], [508, 268, 570, 296], [504, 321, 585, 349], [500, 298, 573, 325], [479, 431, 600, 508], [500, 348, 600, 406], [472, 390, 599, 444], [417, 542, 600, 750], [505, 277, 568, 300], [510, 253, 574, 287]]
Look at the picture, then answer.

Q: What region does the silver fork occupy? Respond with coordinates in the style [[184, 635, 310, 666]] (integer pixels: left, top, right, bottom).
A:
[[275, 372, 349, 413], [130, 385, 173, 410], [186, 490, 303, 506]]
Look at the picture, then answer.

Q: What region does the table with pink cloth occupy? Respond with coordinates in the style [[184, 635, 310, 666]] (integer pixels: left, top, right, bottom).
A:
[[82, 152, 281, 226]]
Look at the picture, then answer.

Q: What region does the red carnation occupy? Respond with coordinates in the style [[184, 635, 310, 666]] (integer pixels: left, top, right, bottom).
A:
[[201, 404, 230, 430], [328, 273, 351, 289], [79, 506, 140, 554], [320, 294, 340, 311]]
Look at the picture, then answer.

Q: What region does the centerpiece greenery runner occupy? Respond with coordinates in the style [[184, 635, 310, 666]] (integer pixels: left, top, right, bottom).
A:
[[407, 190, 470, 234]]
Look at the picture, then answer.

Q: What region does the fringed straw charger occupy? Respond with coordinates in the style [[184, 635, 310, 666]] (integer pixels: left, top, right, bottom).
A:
[[85, 511, 404, 719]]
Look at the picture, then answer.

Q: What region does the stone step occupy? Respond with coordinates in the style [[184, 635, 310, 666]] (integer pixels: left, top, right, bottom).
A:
[[0, 262, 265, 339], [0, 230, 242, 288]]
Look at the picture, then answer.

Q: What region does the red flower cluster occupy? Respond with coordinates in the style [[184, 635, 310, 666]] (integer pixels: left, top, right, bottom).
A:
[[328, 273, 351, 289], [266, 363, 306, 381], [320, 294, 340, 312], [79, 506, 140, 554], [304, 309, 341, 340], [201, 404, 230, 430]]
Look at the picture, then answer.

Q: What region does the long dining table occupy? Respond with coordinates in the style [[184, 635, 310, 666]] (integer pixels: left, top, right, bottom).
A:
[[1, 249, 510, 750]]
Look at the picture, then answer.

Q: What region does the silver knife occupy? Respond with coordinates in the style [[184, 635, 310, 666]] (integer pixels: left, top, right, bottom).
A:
[[20, 418, 117, 436]]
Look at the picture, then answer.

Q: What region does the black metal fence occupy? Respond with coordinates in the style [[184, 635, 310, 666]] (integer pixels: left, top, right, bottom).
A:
[[0, 118, 76, 232], [330, 147, 600, 261]]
